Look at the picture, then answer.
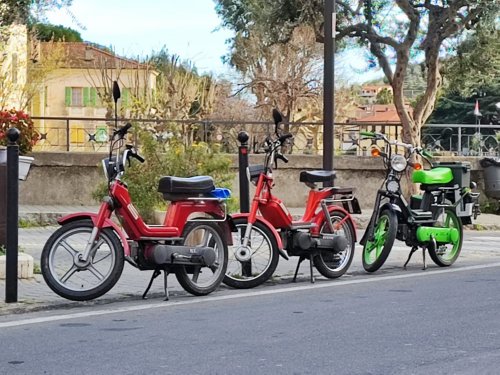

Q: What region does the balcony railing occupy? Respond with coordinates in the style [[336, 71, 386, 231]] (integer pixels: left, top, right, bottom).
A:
[[31, 116, 500, 157]]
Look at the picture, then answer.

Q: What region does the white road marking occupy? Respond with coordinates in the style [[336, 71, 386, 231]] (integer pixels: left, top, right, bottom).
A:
[[2, 262, 500, 329]]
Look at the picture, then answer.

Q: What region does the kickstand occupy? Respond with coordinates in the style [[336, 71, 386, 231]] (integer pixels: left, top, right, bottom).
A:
[[422, 247, 427, 271], [293, 256, 306, 282], [403, 247, 419, 269], [163, 270, 170, 301], [309, 253, 315, 284], [142, 269, 162, 299]]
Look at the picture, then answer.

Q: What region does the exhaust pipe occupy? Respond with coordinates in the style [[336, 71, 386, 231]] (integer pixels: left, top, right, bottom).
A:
[[152, 245, 216, 266]]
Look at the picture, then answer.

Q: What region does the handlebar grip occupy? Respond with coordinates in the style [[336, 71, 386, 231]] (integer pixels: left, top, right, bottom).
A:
[[422, 149, 433, 159], [134, 153, 145, 163], [116, 123, 132, 138], [277, 153, 289, 163], [360, 131, 376, 137], [279, 133, 293, 143]]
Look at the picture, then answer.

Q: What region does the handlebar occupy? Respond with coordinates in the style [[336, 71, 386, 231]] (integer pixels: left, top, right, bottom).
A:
[[278, 133, 293, 143], [124, 144, 145, 165], [114, 122, 132, 139]]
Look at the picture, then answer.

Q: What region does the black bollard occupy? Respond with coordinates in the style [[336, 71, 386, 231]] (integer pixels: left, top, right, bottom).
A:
[[5, 127, 19, 303], [237, 131, 252, 277], [237, 131, 250, 213]]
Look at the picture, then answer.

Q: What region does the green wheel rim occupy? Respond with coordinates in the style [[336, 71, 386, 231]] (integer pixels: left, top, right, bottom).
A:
[[364, 215, 389, 265]]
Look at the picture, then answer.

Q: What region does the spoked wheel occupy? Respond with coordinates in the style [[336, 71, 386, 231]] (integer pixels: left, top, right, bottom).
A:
[[428, 208, 463, 266], [313, 210, 356, 279], [41, 220, 124, 301], [175, 221, 228, 296], [223, 218, 279, 289], [362, 209, 397, 272]]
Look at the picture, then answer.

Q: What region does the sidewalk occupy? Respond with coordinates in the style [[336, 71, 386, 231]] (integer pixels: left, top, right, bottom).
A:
[[18, 204, 500, 230], [0, 205, 498, 316]]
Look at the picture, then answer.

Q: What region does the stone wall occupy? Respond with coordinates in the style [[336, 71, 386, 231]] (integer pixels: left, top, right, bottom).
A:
[[20, 152, 488, 209]]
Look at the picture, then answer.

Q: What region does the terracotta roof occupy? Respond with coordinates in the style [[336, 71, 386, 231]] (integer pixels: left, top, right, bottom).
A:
[[350, 104, 412, 123], [40, 42, 148, 69]]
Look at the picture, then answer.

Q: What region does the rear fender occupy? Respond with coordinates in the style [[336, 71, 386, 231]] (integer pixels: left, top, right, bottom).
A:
[[58, 213, 130, 256], [231, 213, 284, 252], [312, 206, 357, 242], [218, 216, 237, 246]]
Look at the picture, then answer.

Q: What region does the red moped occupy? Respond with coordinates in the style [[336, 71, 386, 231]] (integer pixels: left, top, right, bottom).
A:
[[41, 83, 233, 301], [224, 110, 361, 288]]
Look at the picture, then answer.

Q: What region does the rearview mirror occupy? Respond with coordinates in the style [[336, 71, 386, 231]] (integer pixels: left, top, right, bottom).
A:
[[272, 108, 283, 126], [112, 81, 121, 103]]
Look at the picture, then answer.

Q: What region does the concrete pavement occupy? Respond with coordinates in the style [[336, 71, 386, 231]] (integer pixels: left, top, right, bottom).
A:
[[0, 205, 498, 315]]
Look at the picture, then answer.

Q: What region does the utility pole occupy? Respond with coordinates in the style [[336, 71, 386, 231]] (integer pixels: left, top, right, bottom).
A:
[[323, 0, 336, 181]]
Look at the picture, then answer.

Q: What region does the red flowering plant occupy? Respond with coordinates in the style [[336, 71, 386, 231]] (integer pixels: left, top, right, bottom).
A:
[[0, 109, 40, 154]]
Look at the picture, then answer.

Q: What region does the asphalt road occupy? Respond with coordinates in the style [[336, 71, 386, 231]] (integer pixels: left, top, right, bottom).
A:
[[2, 257, 500, 374]]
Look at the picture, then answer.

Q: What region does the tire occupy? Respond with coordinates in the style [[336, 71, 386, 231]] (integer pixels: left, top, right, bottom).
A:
[[41, 220, 124, 301], [313, 209, 356, 279], [175, 221, 228, 296], [428, 208, 463, 267], [223, 218, 280, 289], [362, 209, 397, 272]]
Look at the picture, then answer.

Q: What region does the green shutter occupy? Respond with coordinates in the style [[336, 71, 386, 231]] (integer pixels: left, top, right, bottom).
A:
[[83, 87, 90, 107], [122, 88, 129, 106], [90, 88, 97, 107], [65, 87, 71, 106]]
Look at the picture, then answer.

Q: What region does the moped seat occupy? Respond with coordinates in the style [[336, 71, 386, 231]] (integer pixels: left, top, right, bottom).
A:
[[158, 175, 215, 194], [412, 167, 453, 185], [300, 170, 336, 183]]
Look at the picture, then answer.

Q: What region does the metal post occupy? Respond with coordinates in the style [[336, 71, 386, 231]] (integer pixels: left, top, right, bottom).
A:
[[323, 0, 336, 185], [237, 131, 250, 213], [458, 126, 462, 156], [5, 128, 20, 303], [237, 131, 251, 277], [66, 119, 70, 152]]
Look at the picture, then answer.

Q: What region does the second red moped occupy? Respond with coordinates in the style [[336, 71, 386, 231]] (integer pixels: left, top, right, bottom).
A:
[[224, 109, 361, 289]]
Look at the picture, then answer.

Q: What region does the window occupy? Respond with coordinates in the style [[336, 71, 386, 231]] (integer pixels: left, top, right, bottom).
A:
[[65, 87, 98, 107], [11, 53, 18, 83]]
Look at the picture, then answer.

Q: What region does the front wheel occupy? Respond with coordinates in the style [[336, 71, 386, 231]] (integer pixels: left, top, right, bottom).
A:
[[428, 208, 463, 267], [41, 220, 124, 301], [362, 209, 397, 272], [313, 209, 356, 279], [175, 221, 228, 296], [223, 218, 280, 289]]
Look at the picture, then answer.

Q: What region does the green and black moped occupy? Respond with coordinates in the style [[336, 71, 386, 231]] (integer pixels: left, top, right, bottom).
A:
[[359, 131, 480, 272]]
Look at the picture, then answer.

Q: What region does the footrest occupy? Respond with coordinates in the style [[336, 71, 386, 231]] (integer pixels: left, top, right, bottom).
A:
[[411, 209, 433, 221]]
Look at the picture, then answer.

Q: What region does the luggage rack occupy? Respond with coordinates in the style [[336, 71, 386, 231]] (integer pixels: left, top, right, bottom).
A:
[[323, 187, 362, 215]]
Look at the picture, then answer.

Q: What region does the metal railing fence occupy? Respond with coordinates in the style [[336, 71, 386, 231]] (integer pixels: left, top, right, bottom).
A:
[[31, 116, 500, 157]]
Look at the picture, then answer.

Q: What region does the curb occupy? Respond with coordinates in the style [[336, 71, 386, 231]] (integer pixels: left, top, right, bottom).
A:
[[19, 211, 499, 231]]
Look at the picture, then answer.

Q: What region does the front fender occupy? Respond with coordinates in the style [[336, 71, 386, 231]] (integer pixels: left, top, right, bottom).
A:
[[360, 203, 401, 245], [58, 213, 130, 256], [231, 213, 284, 251]]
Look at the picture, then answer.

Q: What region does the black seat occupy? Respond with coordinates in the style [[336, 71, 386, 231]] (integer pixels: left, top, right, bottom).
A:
[[299, 170, 336, 184], [158, 176, 215, 194]]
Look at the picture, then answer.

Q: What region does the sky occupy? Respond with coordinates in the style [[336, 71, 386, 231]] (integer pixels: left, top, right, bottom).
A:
[[45, 0, 235, 76], [44, 0, 381, 84]]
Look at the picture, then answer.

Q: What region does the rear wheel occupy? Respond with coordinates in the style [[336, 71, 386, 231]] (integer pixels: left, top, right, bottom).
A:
[[428, 208, 463, 267], [313, 210, 356, 279], [175, 222, 228, 296], [362, 210, 397, 272], [41, 220, 124, 301], [223, 218, 279, 289]]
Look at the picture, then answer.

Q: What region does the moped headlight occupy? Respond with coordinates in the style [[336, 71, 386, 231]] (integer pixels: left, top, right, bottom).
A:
[[391, 154, 407, 172]]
